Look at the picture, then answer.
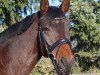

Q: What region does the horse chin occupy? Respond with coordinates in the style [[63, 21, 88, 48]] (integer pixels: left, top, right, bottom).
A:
[[57, 57, 74, 75]]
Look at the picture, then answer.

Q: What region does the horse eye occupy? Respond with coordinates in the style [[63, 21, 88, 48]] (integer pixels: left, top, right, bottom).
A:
[[43, 27, 50, 31]]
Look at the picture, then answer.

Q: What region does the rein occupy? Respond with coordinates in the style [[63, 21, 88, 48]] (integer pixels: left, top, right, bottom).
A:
[[37, 18, 71, 75]]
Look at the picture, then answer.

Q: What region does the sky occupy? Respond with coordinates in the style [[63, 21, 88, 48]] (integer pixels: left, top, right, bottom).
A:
[[49, 0, 61, 6]]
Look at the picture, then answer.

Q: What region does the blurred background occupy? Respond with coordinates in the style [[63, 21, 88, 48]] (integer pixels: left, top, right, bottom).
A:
[[0, 0, 100, 74]]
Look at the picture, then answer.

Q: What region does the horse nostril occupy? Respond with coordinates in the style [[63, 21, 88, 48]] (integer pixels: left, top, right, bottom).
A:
[[60, 57, 69, 68], [58, 57, 73, 75]]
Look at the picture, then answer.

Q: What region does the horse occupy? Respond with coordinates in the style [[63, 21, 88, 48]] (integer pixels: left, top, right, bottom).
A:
[[0, 0, 74, 75]]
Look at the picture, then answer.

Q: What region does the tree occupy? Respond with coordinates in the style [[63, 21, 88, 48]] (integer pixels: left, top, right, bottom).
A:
[[70, 0, 100, 72], [0, 0, 40, 27], [0, 0, 27, 27]]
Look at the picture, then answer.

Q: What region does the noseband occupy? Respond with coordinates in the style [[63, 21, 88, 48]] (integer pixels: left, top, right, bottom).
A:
[[37, 19, 71, 75]]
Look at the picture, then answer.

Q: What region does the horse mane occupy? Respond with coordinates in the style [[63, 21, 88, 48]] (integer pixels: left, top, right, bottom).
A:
[[0, 13, 35, 43]]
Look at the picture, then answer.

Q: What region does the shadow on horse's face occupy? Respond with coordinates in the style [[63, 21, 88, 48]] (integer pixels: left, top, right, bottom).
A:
[[39, 0, 74, 75]]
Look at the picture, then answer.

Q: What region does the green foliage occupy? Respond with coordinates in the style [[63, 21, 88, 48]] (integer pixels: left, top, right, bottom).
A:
[[70, 0, 100, 72], [0, 0, 27, 25], [0, 0, 40, 31]]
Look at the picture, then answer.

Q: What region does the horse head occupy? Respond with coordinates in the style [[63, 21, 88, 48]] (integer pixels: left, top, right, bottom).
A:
[[37, 0, 74, 75]]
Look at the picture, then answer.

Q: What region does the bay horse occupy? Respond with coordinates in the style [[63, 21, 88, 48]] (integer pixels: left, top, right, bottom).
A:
[[0, 0, 74, 75]]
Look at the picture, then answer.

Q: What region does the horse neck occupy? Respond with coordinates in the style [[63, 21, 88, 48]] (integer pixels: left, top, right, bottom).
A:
[[0, 14, 41, 75]]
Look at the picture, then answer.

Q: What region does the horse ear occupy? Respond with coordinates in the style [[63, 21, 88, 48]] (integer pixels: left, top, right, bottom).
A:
[[40, 0, 49, 15], [59, 0, 70, 13]]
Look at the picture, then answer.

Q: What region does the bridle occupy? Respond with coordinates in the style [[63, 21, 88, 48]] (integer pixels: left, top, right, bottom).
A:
[[37, 17, 71, 75]]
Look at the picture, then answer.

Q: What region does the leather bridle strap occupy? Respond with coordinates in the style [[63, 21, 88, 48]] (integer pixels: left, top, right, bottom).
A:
[[38, 24, 51, 56], [49, 38, 71, 52], [38, 24, 71, 75]]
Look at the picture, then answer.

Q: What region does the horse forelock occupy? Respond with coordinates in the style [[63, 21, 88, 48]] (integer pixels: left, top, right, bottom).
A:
[[42, 6, 65, 19]]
